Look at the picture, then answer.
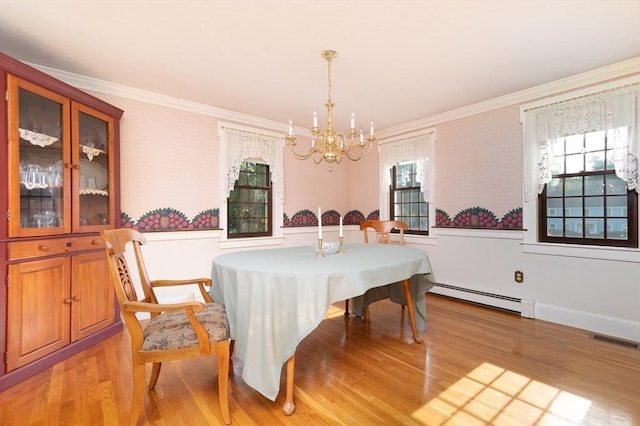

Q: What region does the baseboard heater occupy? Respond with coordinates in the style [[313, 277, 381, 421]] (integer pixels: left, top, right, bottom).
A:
[[431, 283, 533, 317]]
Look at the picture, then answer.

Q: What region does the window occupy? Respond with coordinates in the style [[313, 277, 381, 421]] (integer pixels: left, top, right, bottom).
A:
[[521, 78, 639, 256], [228, 162, 272, 238], [218, 123, 284, 245], [391, 162, 429, 234], [378, 130, 436, 236], [538, 130, 637, 247]]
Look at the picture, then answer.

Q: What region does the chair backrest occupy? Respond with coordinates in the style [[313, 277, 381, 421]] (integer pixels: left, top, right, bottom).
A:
[[359, 220, 408, 245], [101, 228, 161, 340], [101, 228, 157, 302]]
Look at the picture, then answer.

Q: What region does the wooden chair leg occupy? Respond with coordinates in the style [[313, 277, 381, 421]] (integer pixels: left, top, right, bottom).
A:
[[216, 341, 231, 424], [148, 362, 162, 390], [282, 354, 296, 416], [129, 362, 146, 426]]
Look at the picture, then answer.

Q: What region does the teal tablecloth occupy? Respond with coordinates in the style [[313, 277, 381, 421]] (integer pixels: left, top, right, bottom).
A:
[[210, 243, 433, 401]]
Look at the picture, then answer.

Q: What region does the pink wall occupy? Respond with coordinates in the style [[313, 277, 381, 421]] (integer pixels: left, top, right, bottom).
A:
[[436, 105, 523, 222], [282, 135, 352, 218], [349, 146, 380, 215]]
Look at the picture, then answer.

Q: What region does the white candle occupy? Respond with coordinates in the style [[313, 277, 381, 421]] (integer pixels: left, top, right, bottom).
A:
[[318, 207, 322, 239], [339, 216, 343, 237], [288, 120, 294, 136], [370, 121, 374, 137], [359, 128, 364, 143], [350, 113, 355, 130], [313, 110, 318, 128]]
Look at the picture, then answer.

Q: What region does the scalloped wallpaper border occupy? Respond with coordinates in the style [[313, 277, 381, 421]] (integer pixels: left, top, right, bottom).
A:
[[121, 206, 523, 232]]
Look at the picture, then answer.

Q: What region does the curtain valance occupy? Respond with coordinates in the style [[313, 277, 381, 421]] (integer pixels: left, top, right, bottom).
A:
[[221, 126, 285, 202], [523, 83, 639, 200], [379, 132, 435, 202]]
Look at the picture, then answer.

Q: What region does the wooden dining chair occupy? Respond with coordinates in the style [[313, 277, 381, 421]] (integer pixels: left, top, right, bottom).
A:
[[345, 220, 409, 318], [101, 228, 231, 426], [360, 219, 408, 245]]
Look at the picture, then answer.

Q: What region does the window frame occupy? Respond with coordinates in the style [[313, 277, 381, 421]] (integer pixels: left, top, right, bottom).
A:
[[389, 162, 430, 236], [537, 172, 638, 248], [227, 161, 273, 239]]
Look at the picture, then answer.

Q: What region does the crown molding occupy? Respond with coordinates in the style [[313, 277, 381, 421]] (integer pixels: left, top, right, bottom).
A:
[[28, 56, 640, 139], [376, 56, 640, 139], [27, 62, 288, 133]]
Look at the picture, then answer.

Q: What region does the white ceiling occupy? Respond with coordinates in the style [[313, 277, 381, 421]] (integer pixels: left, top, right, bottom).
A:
[[1, 1, 639, 132]]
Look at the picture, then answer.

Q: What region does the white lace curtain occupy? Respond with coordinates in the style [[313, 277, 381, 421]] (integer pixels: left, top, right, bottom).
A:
[[379, 132, 435, 202], [221, 126, 285, 202], [523, 84, 639, 201]]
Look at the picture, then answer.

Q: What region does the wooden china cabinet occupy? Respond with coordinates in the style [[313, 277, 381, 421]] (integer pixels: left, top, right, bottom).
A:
[[0, 51, 123, 391]]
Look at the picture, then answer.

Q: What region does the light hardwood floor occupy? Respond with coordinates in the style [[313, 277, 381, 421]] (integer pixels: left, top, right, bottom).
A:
[[1, 294, 638, 425]]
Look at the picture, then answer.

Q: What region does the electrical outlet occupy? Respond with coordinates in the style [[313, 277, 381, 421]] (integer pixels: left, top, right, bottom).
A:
[[514, 270, 524, 283]]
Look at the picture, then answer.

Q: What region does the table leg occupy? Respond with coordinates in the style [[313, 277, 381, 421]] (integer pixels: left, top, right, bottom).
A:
[[282, 354, 296, 415], [402, 278, 424, 344]]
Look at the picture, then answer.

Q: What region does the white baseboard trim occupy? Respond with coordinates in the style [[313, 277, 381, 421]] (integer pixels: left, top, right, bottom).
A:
[[535, 303, 640, 343]]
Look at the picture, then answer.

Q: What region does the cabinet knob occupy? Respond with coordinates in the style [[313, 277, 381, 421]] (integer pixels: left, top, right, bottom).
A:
[[72, 164, 80, 170], [91, 239, 100, 245], [73, 295, 81, 302], [64, 298, 72, 304], [39, 245, 50, 252], [66, 241, 73, 247]]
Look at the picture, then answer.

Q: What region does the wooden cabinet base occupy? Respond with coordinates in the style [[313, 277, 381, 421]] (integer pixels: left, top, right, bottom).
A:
[[0, 320, 122, 392]]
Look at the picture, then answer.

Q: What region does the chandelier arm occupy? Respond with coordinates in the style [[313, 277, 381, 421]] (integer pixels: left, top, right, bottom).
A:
[[344, 140, 374, 161], [286, 137, 316, 160]]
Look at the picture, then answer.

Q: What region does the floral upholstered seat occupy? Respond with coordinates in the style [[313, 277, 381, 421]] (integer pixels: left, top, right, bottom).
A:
[[143, 302, 230, 351]]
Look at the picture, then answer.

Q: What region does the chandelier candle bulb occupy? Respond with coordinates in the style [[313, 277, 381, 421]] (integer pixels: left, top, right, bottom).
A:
[[350, 113, 355, 130], [318, 207, 322, 239], [339, 216, 343, 237], [288, 120, 294, 137], [313, 110, 318, 128], [370, 121, 374, 137]]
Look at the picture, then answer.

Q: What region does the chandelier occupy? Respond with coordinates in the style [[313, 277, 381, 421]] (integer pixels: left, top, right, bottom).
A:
[[285, 50, 375, 171]]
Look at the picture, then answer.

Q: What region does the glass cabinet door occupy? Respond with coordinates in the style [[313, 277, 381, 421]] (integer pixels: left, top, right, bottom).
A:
[[8, 76, 71, 237], [72, 103, 115, 231]]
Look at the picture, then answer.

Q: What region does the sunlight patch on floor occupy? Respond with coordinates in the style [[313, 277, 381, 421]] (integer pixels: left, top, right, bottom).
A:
[[413, 362, 593, 425], [326, 304, 347, 319]]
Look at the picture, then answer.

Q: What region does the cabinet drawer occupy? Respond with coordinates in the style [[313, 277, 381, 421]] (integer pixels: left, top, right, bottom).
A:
[[8, 235, 105, 261]]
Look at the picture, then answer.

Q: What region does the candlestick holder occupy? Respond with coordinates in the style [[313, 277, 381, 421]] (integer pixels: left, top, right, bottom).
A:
[[316, 238, 324, 257], [338, 236, 344, 253]]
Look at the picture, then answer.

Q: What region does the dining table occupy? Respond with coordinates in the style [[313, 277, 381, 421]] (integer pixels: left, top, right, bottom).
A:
[[210, 242, 434, 415]]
